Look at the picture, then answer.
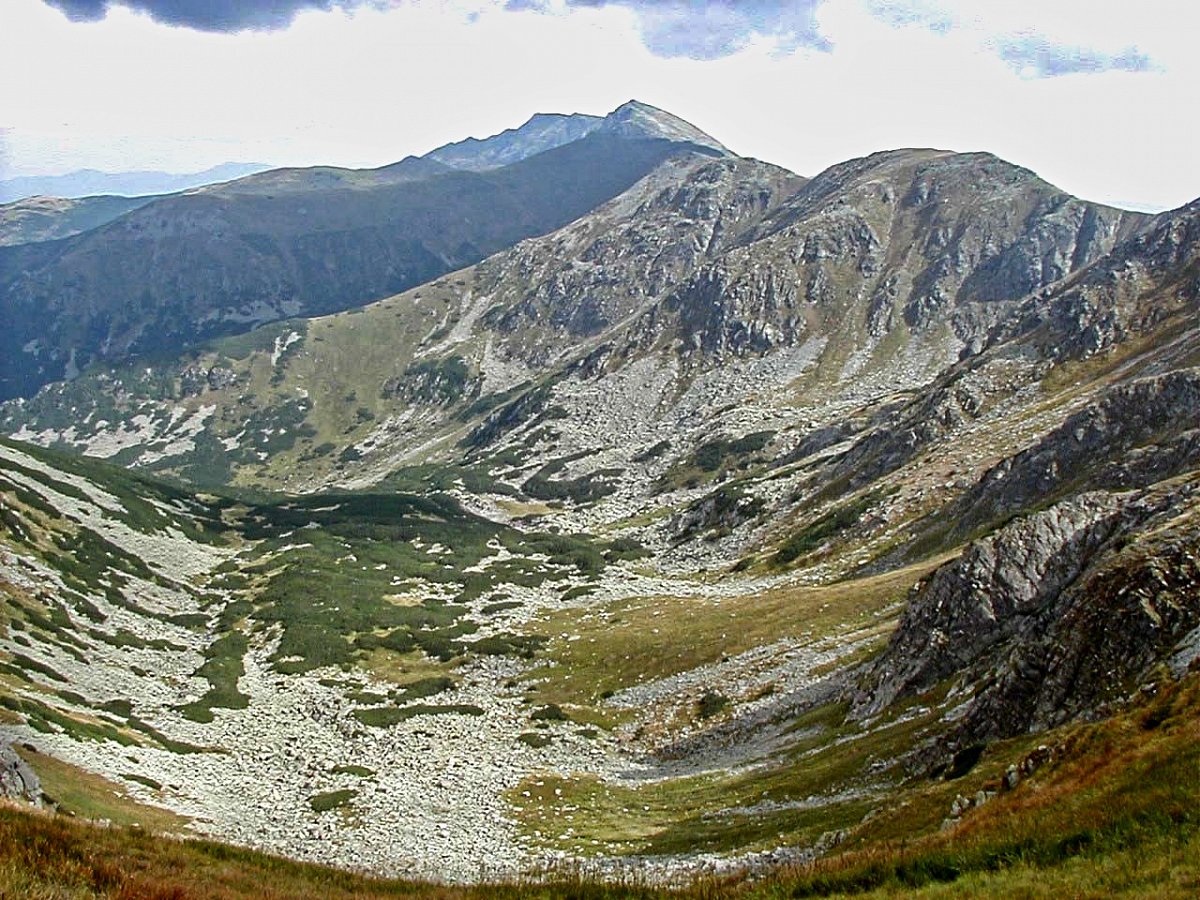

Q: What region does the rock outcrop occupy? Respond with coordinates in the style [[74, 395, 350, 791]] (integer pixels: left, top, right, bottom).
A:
[[0, 740, 41, 805], [852, 480, 1200, 744], [948, 368, 1200, 540]]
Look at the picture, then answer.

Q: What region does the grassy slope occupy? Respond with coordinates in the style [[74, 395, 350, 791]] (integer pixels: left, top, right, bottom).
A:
[[520, 558, 948, 725], [12, 745, 188, 833], [1, 671, 1197, 898]]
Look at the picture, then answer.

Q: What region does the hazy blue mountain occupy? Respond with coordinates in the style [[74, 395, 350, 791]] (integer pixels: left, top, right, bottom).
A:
[[0, 162, 273, 203]]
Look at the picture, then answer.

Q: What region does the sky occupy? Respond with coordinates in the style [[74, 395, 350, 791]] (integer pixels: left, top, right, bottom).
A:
[[1, 0, 1196, 211]]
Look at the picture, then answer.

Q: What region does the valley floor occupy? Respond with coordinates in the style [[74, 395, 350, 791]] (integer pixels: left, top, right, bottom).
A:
[[3, 668, 1198, 898]]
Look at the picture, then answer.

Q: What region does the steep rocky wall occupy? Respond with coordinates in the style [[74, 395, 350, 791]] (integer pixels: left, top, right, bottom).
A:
[[851, 480, 1200, 745], [635, 150, 1147, 367]]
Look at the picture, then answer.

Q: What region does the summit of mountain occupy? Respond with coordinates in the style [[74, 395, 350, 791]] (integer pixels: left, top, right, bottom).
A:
[[596, 100, 732, 154], [424, 100, 730, 171], [0, 102, 731, 402], [425, 111, 604, 171]]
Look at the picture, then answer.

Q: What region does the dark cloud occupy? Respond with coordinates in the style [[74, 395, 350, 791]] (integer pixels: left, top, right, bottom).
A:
[[997, 37, 1154, 78], [46, 0, 831, 54], [43, 0, 355, 32], [508, 0, 830, 60]]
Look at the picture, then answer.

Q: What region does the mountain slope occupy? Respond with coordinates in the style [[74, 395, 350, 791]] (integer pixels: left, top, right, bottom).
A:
[[0, 194, 160, 247], [2, 105, 1199, 888], [0, 137, 721, 401], [1, 146, 1148, 499], [4, 668, 1199, 896], [0, 437, 666, 878], [0, 151, 801, 489], [0, 101, 730, 403]]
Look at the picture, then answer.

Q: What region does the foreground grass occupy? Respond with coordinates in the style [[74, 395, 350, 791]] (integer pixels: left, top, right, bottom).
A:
[[773, 670, 1200, 899], [508, 696, 945, 859], [13, 745, 188, 834], [2, 673, 1198, 898]]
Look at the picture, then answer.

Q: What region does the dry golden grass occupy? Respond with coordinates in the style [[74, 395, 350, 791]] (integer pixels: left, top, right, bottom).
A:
[[524, 557, 949, 714]]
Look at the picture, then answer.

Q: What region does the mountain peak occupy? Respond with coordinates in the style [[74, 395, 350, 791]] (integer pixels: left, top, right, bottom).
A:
[[598, 100, 731, 156], [425, 111, 602, 172], [421, 102, 731, 173]]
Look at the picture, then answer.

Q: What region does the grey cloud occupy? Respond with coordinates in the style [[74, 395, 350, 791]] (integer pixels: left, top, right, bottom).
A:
[[864, 3, 1158, 78], [509, 1, 830, 60], [43, 0, 357, 32], [997, 37, 1154, 78], [45, 0, 832, 55]]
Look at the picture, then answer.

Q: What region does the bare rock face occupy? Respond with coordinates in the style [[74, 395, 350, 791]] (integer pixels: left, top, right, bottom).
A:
[[851, 480, 1200, 743], [635, 150, 1145, 366], [483, 155, 801, 360], [949, 368, 1200, 540], [0, 740, 41, 805], [995, 198, 1200, 362], [852, 491, 1125, 719]]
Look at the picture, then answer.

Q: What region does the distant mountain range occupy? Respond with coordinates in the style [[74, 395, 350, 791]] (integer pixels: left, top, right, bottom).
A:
[[0, 162, 273, 203]]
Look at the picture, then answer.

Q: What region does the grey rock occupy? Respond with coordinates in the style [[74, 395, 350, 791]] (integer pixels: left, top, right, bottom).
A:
[[852, 480, 1200, 747], [948, 369, 1200, 540], [0, 740, 41, 805]]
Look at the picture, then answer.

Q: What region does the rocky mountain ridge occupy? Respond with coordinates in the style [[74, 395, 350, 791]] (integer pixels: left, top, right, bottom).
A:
[[0, 102, 725, 402], [1, 102, 1199, 884], [425, 111, 603, 172]]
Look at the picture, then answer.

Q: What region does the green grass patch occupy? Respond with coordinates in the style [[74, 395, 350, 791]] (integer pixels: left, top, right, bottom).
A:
[[697, 692, 728, 719], [353, 703, 484, 727], [655, 431, 776, 492], [772, 492, 879, 567], [179, 631, 251, 723], [393, 676, 455, 704], [331, 765, 376, 779], [309, 789, 357, 813], [1, 694, 139, 746], [121, 772, 164, 791]]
